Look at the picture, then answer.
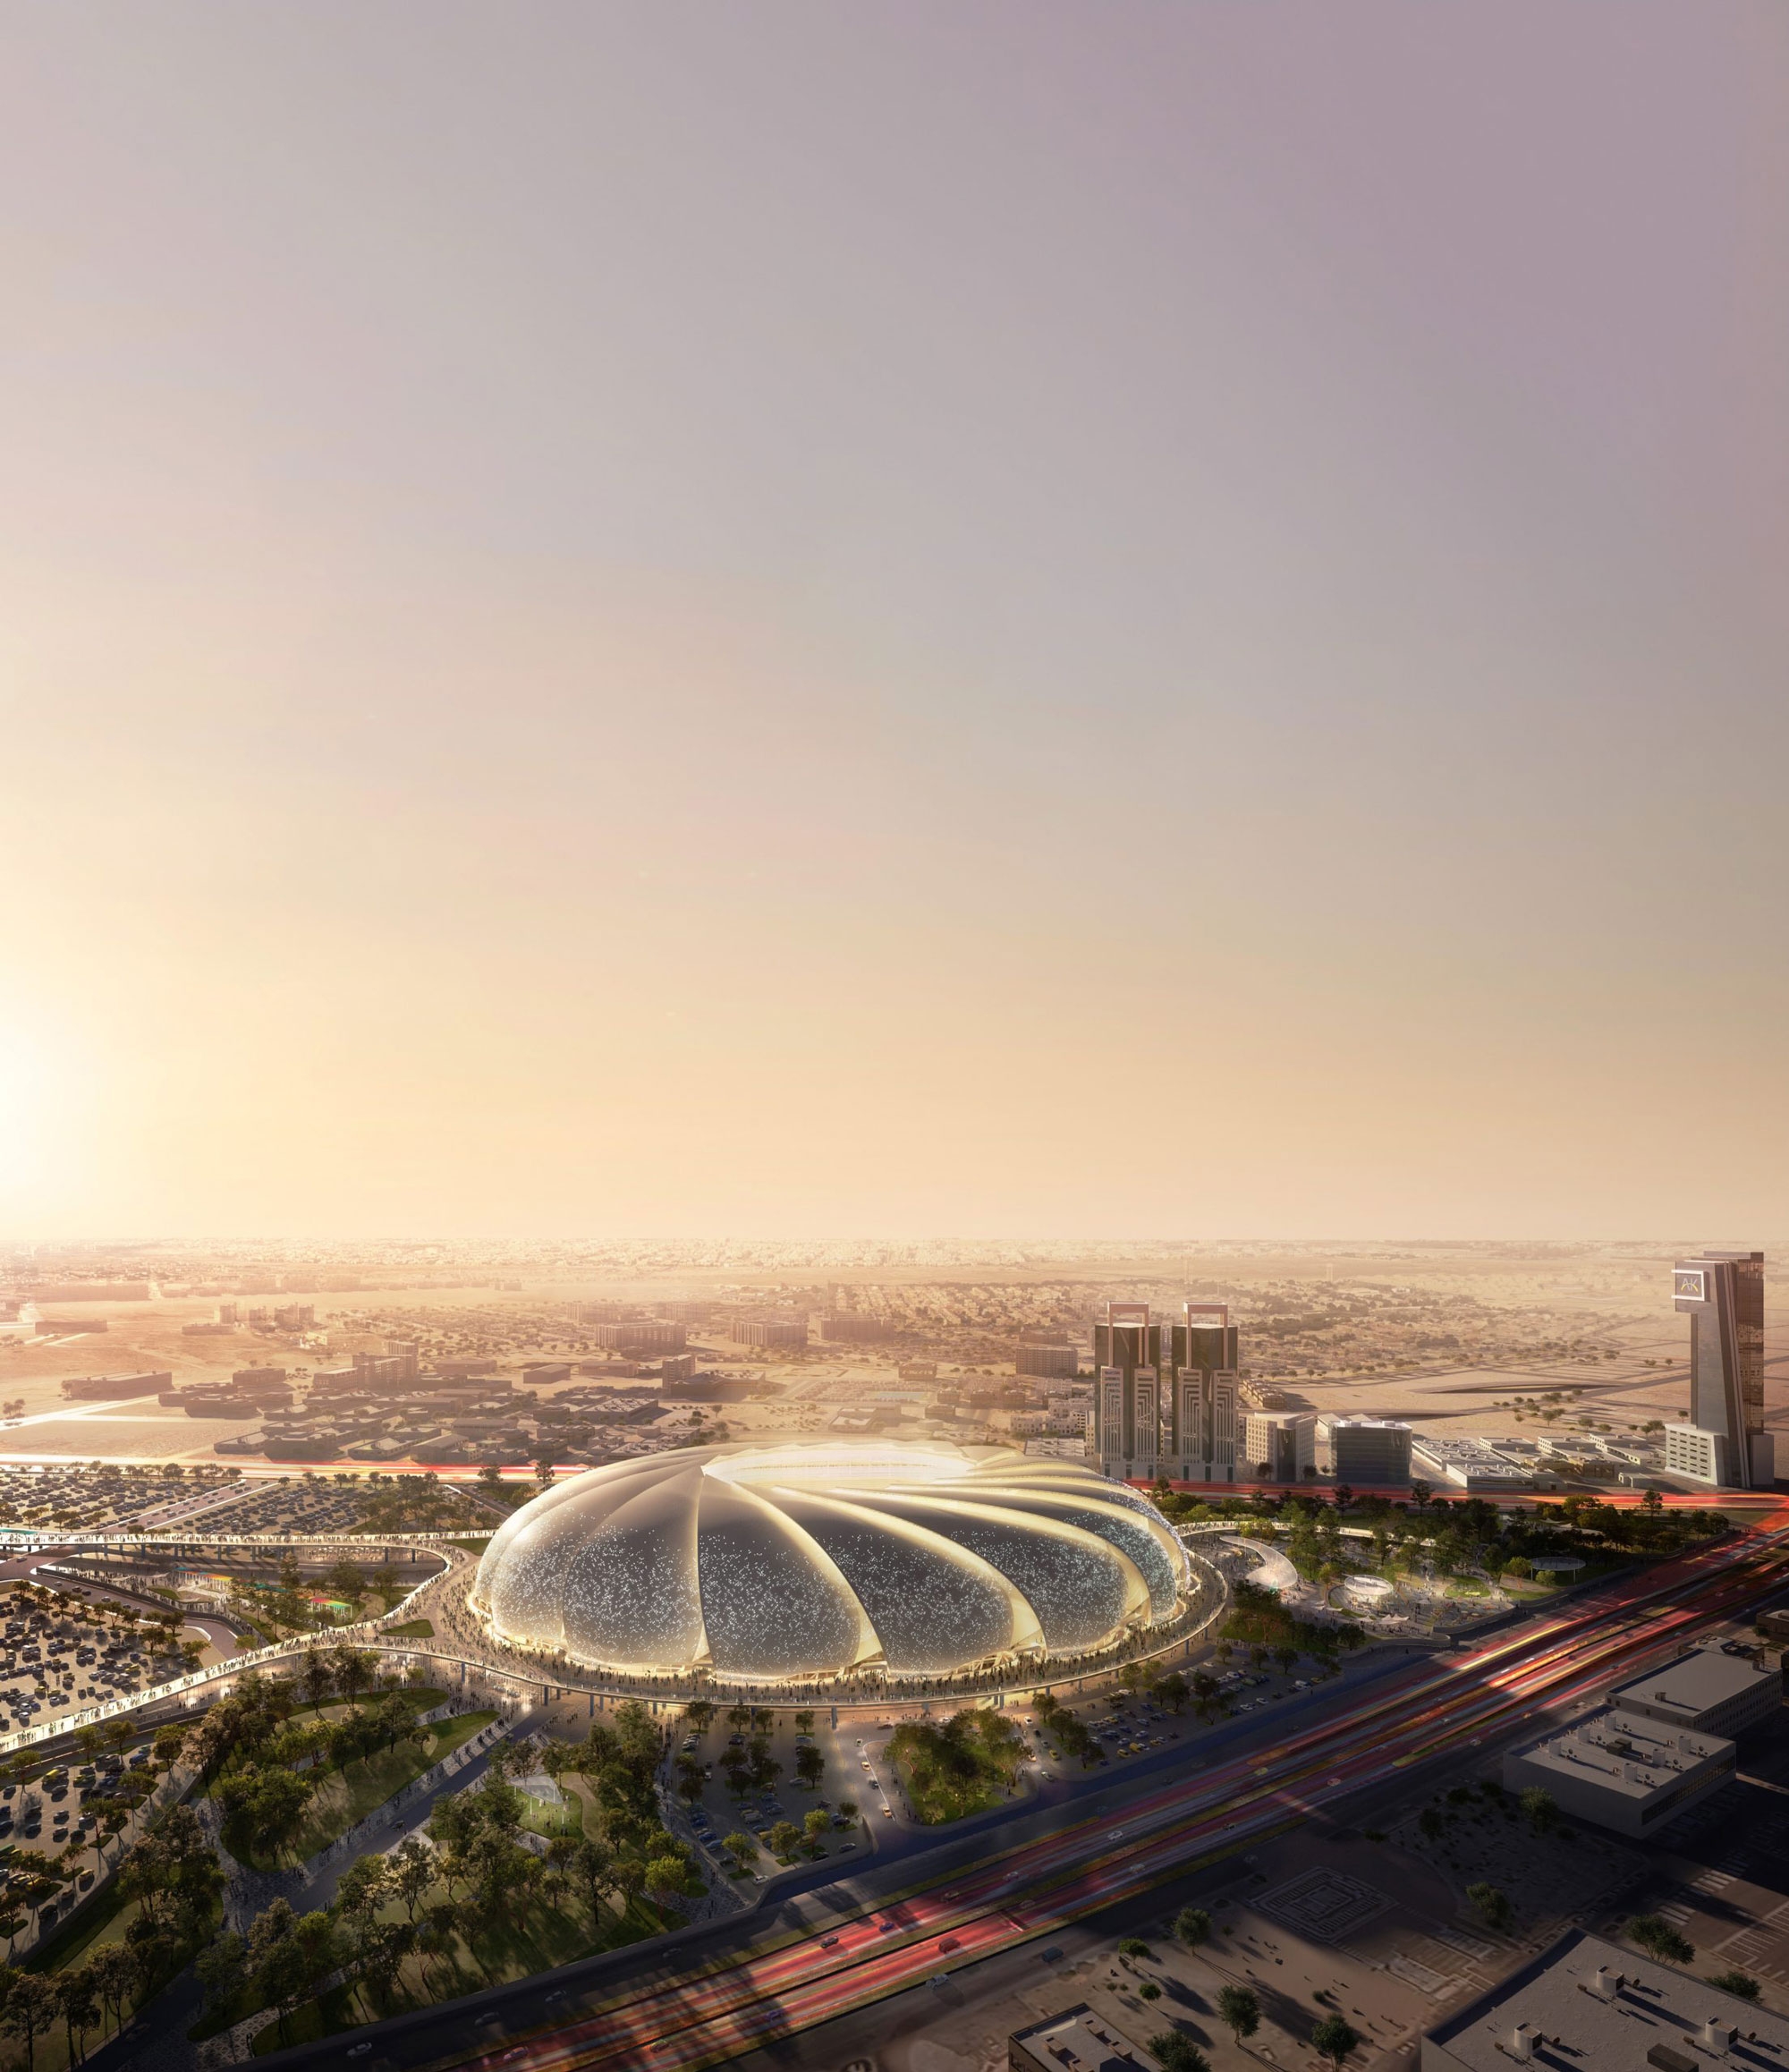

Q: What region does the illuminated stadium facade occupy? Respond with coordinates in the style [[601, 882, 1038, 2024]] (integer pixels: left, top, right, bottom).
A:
[[470, 1441, 1205, 1695]]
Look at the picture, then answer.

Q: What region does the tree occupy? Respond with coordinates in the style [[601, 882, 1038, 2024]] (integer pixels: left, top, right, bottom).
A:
[[55, 1966, 98, 2068], [533, 1458, 556, 1493], [1174, 1906, 1211, 1949], [1157, 1672, 1189, 1713], [1151, 2038, 1213, 2072], [793, 1710, 816, 1735], [390, 1837, 435, 1924], [572, 1836, 614, 1921], [1467, 1883, 1513, 1934], [1217, 1984, 1261, 2047], [768, 1820, 803, 1858], [3, 1974, 57, 2072], [1708, 1970, 1761, 2001], [1627, 1915, 1694, 1965], [1312, 2016, 1361, 2068], [479, 1464, 504, 1493], [356, 1920, 416, 2012], [1519, 1785, 1556, 1834], [724, 1832, 758, 1873], [335, 1853, 391, 1926], [196, 1930, 250, 2014], [835, 1796, 858, 1829], [644, 1855, 689, 1911], [795, 1745, 826, 1789], [802, 1807, 830, 1852], [89, 1945, 137, 2037]]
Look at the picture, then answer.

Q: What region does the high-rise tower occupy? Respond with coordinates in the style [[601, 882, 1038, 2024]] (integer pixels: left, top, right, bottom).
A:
[[1091, 1301, 1160, 1481], [1166, 1302, 1239, 1482], [1671, 1251, 1768, 1489]]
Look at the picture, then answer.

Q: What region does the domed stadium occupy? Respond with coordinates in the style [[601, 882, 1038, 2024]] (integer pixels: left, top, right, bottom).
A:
[[469, 1441, 1198, 1691]]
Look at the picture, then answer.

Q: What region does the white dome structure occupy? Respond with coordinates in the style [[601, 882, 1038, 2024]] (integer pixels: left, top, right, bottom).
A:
[[469, 1441, 1193, 1687]]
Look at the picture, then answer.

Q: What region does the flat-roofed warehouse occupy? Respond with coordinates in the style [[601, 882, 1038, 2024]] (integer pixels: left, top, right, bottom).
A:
[[1502, 1707, 1734, 1837], [1607, 1647, 1784, 1739], [1422, 1931, 1787, 2072]]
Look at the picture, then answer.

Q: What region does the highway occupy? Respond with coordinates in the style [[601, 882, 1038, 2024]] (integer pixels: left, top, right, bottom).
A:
[[411, 1504, 1789, 2072]]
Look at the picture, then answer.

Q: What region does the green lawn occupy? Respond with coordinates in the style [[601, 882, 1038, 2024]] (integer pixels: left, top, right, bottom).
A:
[[383, 1618, 435, 1639], [242, 1710, 497, 1869], [518, 1789, 583, 1839]]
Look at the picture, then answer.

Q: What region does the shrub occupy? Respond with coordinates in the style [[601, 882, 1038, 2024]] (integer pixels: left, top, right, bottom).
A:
[[1708, 1970, 1760, 2001], [1627, 1915, 1694, 1965]]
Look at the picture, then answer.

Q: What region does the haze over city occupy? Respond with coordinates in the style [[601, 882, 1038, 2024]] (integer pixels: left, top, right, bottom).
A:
[[4, 6, 1787, 1240], [2, 19, 1788, 2072]]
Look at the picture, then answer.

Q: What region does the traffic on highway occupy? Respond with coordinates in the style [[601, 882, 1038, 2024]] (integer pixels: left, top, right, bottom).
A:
[[423, 1500, 1789, 2072]]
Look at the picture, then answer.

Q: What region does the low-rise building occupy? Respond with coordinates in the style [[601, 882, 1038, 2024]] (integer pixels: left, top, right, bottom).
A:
[[590, 1320, 686, 1354], [732, 1315, 808, 1349], [1422, 1929, 1787, 2072], [59, 1372, 170, 1402], [1501, 1706, 1734, 1837], [1412, 1435, 1537, 1492], [1011, 2004, 1159, 2072], [1664, 1423, 1727, 1485], [1607, 1647, 1784, 1739], [1316, 1415, 1412, 1483], [1015, 1338, 1080, 1380], [1243, 1411, 1314, 1482]]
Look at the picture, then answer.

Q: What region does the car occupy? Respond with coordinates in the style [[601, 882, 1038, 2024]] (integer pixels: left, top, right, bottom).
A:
[[346, 2046, 372, 2059], [820, 1934, 839, 1949]]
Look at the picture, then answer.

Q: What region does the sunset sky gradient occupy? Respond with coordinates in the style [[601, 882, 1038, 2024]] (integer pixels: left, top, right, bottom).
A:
[[4, 5, 1787, 1238]]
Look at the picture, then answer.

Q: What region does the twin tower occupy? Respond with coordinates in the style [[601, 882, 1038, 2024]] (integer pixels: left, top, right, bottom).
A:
[[1092, 1301, 1238, 1484]]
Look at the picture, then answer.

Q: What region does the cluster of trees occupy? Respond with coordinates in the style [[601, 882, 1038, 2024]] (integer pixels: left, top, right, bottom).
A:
[[886, 1710, 1027, 1823], [1156, 1481, 1727, 1590], [1147, 1973, 1361, 2072], [203, 1732, 705, 2048], [196, 1651, 427, 1862], [1223, 1579, 1366, 1661], [2, 1803, 224, 2068], [360, 1474, 473, 1534], [231, 1556, 379, 1643], [537, 1703, 699, 1908]]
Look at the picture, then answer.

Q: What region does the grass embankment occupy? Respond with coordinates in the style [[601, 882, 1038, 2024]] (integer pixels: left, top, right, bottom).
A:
[[245, 1891, 664, 2055], [235, 1710, 496, 1870], [383, 1618, 435, 1639]]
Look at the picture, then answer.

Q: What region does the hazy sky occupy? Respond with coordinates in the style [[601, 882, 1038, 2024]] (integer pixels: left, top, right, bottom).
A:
[[3, 5, 1787, 1240]]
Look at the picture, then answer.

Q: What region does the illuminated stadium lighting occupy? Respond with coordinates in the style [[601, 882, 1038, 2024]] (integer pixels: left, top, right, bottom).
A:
[[469, 1440, 1196, 1692]]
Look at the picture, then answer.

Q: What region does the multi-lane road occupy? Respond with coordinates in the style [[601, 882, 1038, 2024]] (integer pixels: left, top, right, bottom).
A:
[[410, 1503, 1789, 2072]]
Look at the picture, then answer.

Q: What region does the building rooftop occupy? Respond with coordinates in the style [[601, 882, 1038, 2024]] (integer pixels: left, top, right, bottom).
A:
[[1424, 1930, 1789, 2072], [1609, 1650, 1778, 1726], [1012, 2004, 1160, 2072], [1510, 1708, 1730, 1805]]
